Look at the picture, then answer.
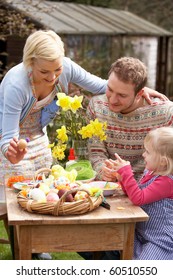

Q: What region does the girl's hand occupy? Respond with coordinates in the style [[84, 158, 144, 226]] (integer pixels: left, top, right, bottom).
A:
[[5, 137, 28, 164], [102, 153, 130, 181], [142, 87, 169, 104], [112, 153, 130, 170]]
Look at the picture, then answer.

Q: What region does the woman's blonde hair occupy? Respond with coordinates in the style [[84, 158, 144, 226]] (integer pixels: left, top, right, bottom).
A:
[[144, 127, 173, 175], [23, 30, 65, 68]]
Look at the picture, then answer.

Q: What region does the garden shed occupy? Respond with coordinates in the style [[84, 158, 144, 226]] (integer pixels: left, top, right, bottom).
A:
[[1, 0, 173, 97]]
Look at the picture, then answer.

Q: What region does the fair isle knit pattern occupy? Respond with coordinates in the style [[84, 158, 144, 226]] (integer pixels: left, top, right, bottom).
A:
[[87, 94, 173, 180]]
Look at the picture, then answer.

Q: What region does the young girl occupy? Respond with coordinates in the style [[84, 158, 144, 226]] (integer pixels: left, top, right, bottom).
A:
[[104, 126, 173, 260]]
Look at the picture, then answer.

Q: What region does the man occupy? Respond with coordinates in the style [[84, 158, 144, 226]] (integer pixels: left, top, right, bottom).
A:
[[79, 57, 172, 260], [87, 57, 173, 182]]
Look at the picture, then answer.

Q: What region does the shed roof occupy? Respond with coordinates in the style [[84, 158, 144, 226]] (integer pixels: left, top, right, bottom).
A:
[[3, 0, 172, 36]]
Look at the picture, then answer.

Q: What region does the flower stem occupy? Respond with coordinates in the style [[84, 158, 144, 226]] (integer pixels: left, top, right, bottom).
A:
[[70, 111, 80, 140]]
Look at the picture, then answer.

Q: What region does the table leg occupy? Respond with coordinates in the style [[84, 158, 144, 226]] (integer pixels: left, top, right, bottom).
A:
[[17, 226, 32, 260], [121, 223, 135, 260], [9, 226, 20, 260]]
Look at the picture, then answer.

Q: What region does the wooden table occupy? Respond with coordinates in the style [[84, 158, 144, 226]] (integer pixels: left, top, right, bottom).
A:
[[5, 188, 148, 260]]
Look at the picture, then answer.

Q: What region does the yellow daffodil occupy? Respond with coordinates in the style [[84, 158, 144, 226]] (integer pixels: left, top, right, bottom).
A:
[[56, 92, 71, 111], [56, 126, 68, 143], [78, 119, 107, 141], [78, 125, 93, 139], [52, 145, 66, 160], [48, 143, 55, 148], [70, 95, 83, 113]]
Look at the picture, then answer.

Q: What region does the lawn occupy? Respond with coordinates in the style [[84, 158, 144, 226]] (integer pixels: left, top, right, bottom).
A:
[[0, 221, 83, 260]]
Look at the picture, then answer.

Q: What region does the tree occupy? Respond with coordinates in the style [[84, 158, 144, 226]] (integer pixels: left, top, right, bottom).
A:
[[0, 2, 38, 80]]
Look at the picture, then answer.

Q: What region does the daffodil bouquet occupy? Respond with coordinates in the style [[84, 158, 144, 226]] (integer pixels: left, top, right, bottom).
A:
[[48, 92, 107, 161]]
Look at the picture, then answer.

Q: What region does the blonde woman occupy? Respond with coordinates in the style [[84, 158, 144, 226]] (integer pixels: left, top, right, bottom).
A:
[[0, 29, 107, 260], [105, 127, 173, 260]]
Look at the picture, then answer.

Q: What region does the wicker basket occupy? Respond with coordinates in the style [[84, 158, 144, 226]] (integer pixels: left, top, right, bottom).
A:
[[34, 167, 52, 181], [17, 187, 103, 216]]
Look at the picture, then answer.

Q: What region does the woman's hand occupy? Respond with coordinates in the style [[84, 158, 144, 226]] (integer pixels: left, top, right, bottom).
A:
[[102, 153, 130, 181], [142, 87, 169, 104], [5, 137, 28, 164]]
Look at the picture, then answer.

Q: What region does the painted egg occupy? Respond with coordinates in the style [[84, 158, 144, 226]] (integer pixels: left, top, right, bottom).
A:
[[46, 192, 59, 202], [29, 188, 46, 202], [56, 176, 70, 184], [74, 191, 88, 201], [55, 176, 70, 189]]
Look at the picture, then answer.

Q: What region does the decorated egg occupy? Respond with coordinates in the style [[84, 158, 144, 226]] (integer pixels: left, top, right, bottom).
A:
[[56, 176, 70, 185], [29, 188, 46, 202], [74, 191, 88, 201], [58, 188, 67, 198], [54, 176, 70, 190], [46, 192, 59, 202], [58, 189, 74, 202]]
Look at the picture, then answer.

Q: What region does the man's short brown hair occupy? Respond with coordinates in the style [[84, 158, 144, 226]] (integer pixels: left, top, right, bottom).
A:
[[109, 57, 147, 94]]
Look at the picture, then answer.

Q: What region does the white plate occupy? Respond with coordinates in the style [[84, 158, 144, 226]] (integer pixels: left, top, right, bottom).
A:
[[13, 181, 35, 191], [88, 181, 121, 196]]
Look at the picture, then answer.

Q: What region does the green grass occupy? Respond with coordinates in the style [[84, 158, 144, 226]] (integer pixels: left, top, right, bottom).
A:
[[0, 221, 83, 260], [0, 221, 12, 260]]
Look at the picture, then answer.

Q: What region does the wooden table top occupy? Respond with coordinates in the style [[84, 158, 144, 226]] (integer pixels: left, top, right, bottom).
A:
[[5, 188, 149, 226]]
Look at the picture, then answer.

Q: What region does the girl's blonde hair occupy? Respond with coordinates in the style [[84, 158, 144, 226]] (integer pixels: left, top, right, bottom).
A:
[[23, 30, 65, 68], [144, 127, 173, 175]]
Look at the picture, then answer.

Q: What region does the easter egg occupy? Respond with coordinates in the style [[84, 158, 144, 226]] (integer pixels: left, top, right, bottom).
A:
[[29, 188, 46, 202], [46, 192, 59, 202], [66, 193, 74, 202], [56, 176, 70, 185], [74, 191, 88, 201], [58, 188, 67, 198], [18, 139, 27, 150], [54, 176, 70, 190], [58, 188, 74, 202], [69, 183, 78, 197]]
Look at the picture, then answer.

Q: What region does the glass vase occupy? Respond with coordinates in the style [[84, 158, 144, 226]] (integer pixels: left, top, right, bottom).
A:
[[72, 139, 89, 160]]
